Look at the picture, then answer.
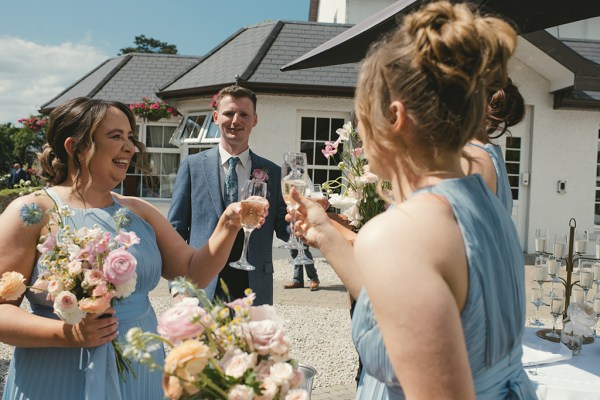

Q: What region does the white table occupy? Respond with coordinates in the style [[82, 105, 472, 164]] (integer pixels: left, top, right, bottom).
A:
[[523, 327, 600, 399]]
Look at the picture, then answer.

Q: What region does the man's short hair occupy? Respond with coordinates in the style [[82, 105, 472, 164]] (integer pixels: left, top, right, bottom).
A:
[[216, 85, 257, 112]]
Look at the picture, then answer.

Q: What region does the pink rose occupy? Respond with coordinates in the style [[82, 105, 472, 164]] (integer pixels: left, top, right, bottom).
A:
[[54, 291, 86, 324], [252, 168, 269, 182], [68, 260, 83, 275], [94, 232, 112, 253], [256, 377, 277, 400], [78, 293, 112, 314], [220, 349, 256, 378], [157, 297, 205, 344], [36, 233, 56, 253], [114, 231, 140, 248], [47, 278, 64, 295], [248, 319, 282, 356], [103, 248, 137, 285], [270, 362, 294, 386], [82, 269, 104, 288]]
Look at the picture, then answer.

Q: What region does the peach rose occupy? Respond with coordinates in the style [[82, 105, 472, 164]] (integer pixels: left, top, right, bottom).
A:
[[0, 271, 26, 301], [78, 293, 113, 314], [220, 349, 256, 379], [164, 340, 212, 395], [162, 375, 183, 400]]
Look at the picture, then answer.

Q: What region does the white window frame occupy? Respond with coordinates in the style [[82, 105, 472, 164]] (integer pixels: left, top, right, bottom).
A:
[[170, 111, 220, 146], [297, 110, 351, 187]]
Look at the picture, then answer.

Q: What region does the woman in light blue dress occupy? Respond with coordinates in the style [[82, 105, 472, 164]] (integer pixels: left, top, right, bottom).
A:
[[289, 2, 536, 398], [0, 98, 254, 399], [464, 79, 526, 214]]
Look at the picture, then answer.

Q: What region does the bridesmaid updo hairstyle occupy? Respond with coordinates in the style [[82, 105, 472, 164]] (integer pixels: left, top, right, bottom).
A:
[[38, 97, 148, 190], [355, 1, 517, 182], [486, 78, 525, 139]]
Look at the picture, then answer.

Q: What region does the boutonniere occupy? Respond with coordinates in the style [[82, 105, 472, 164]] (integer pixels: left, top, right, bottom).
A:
[[251, 167, 269, 183]]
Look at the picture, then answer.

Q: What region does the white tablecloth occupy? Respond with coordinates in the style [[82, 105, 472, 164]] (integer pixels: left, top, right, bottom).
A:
[[523, 327, 600, 400]]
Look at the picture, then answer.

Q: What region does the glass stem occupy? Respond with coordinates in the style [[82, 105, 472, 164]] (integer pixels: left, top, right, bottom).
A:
[[240, 228, 252, 264], [552, 315, 558, 335], [535, 303, 541, 323]]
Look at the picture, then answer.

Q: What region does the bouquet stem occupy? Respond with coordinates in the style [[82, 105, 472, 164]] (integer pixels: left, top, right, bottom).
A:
[[113, 339, 137, 382]]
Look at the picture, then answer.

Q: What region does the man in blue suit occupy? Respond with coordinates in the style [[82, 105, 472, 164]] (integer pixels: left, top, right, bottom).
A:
[[168, 85, 289, 305], [9, 163, 27, 187]]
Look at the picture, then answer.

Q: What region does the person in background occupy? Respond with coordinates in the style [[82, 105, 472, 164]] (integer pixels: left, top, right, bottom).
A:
[[288, 2, 536, 398], [168, 85, 289, 305], [0, 97, 266, 399], [463, 78, 525, 213], [10, 162, 27, 186], [284, 245, 320, 291]]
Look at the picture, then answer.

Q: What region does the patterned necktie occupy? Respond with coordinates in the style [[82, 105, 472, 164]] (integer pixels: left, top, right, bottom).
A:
[[224, 156, 239, 206]]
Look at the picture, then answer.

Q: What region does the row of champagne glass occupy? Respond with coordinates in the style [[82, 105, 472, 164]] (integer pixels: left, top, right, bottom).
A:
[[535, 228, 600, 258]]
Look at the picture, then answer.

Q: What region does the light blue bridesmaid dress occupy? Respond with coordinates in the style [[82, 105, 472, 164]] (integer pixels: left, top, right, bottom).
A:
[[352, 175, 536, 399], [3, 188, 165, 400], [467, 142, 513, 214]]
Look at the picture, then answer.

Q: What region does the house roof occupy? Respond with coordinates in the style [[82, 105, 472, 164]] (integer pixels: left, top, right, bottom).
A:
[[158, 21, 359, 100], [39, 53, 201, 113]]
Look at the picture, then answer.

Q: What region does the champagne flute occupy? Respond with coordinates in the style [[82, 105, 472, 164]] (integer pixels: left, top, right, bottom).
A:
[[592, 262, 600, 294], [530, 286, 545, 327], [546, 287, 564, 339], [308, 184, 325, 200], [547, 257, 561, 296], [229, 179, 268, 271], [281, 152, 312, 265], [553, 233, 566, 259], [574, 230, 589, 254], [533, 256, 548, 296], [593, 297, 600, 338], [280, 152, 304, 250], [535, 228, 548, 253], [579, 262, 593, 303]]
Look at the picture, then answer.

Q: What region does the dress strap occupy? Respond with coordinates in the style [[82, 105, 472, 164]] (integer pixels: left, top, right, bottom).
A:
[[110, 192, 122, 207], [43, 187, 63, 206]]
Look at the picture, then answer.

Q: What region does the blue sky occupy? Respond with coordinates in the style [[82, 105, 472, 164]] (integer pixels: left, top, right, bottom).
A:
[[0, 0, 309, 124]]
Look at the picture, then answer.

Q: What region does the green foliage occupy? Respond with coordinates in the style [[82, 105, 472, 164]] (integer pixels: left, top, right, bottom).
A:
[[119, 35, 178, 55], [11, 128, 45, 167], [0, 123, 18, 171]]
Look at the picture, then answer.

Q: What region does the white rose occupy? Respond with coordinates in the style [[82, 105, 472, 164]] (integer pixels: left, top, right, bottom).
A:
[[221, 349, 256, 379], [284, 389, 309, 400], [269, 362, 294, 386], [114, 273, 137, 298], [227, 384, 255, 400], [54, 291, 86, 324]]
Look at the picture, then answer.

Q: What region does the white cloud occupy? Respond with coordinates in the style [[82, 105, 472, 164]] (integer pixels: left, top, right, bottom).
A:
[[0, 36, 109, 125]]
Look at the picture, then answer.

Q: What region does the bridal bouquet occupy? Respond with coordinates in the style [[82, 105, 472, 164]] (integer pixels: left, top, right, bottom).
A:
[[123, 278, 309, 400], [322, 121, 390, 229], [0, 192, 139, 380]]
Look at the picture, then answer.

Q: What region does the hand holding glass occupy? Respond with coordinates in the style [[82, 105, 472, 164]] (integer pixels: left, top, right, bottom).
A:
[[229, 180, 268, 271]]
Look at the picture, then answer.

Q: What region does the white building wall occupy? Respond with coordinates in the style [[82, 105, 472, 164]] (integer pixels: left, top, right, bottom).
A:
[[316, 0, 396, 23], [509, 56, 600, 252], [147, 94, 354, 216]]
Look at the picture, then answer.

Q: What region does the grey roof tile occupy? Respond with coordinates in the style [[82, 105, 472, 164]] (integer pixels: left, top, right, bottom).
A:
[[562, 39, 600, 65], [41, 53, 201, 111]]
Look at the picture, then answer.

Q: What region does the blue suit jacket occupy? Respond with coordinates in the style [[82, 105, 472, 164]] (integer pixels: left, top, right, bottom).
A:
[[168, 146, 289, 305]]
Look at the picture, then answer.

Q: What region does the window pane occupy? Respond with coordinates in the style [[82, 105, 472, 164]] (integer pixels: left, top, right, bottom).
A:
[[505, 162, 520, 175], [146, 126, 163, 147], [316, 118, 330, 141], [204, 119, 220, 140], [596, 203, 600, 225], [508, 175, 519, 187], [506, 136, 521, 149], [313, 143, 331, 166], [596, 190, 600, 202], [301, 141, 315, 165], [161, 153, 180, 175], [142, 176, 160, 198], [160, 175, 177, 198], [183, 115, 207, 140], [511, 188, 519, 200], [301, 117, 315, 141], [163, 126, 177, 148], [505, 149, 520, 162], [331, 118, 345, 138], [123, 175, 141, 197], [313, 169, 329, 186]]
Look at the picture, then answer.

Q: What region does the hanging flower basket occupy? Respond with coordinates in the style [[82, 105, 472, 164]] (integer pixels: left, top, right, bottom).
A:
[[18, 115, 48, 132], [129, 97, 178, 122]]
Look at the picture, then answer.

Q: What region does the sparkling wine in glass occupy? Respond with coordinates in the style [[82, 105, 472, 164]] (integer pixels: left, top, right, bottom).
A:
[[229, 180, 267, 271], [546, 288, 564, 339], [553, 233, 567, 259], [579, 262, 593, 303], [574, 230, 589, 254], [530, 286, 545, 327], [592, 262, 600, 294], [281, 152, 312, 265], [535, 229, 548, 253], [534, 256, 548, 296], [593, 297, 600, 338]]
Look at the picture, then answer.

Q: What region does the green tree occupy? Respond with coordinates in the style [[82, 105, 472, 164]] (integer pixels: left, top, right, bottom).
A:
[[11, 128, 45, 168], [119, 35, 178, 55], [0, 123, 17, 172]]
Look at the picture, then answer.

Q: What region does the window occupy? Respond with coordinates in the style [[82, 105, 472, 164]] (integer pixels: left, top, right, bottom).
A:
[[298, 112, 350, 188], [595, 129, 600, 225], [169, 112, 220, 146], [505, 136, 522, 200], [114, 123, 180, 199]]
